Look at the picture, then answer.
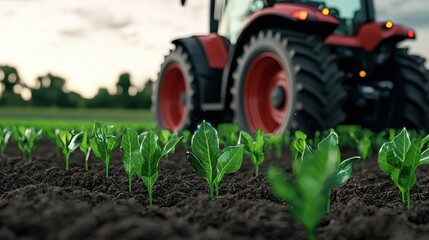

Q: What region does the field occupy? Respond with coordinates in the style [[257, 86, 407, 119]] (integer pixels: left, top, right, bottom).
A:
[[1, 136, 429, 239], [0, 107, 155, 130], [1, 108, 429, 239]]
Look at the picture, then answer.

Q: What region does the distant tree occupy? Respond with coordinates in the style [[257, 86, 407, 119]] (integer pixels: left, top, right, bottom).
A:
[[86, 88, 112, 108], [130, 79, 153, 109], [31, 73, 81, 107], [116, 73, 131, 96], [0, 65, 25, 106], [0, 65, 21, 93]]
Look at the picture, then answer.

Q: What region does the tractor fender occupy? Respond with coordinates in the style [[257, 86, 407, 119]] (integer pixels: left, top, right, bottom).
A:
[[219, 3, 339, 108], [172, 35, 229, 109], [326, 22, 415, 52]]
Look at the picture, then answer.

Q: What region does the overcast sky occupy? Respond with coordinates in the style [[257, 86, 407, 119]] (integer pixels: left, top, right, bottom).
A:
[[0, 0, 428, 98]]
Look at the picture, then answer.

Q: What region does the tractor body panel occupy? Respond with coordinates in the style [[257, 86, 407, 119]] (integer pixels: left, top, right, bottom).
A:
[[326, 22, 415, 52]]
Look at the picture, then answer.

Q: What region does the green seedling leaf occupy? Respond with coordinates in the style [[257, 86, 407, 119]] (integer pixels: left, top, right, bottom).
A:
[[90, 121, 119, 177], [163, 137, 182, 156], [158, 129, 171, 159], [378, 142, 400, 173], [140, 132, 161, 178], [392, 128, 411, 162], [121, 127, 143, 192], [214, 145, 244, 195], [358, 134, 372, 171], [188, 151, 206, 178], [317, 130, 341, 166], [334, 156, 361, 186], [187, 121, 243, 199], [79, 130, 91, 171], [420, 149, 429, 165], [239, 129, 265, 176], [421, 134, 429, 149], [159, 129, 172, 145]]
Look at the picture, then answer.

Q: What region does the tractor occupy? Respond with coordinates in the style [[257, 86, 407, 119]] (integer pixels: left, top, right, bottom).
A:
[[153, 0, 429, 134]]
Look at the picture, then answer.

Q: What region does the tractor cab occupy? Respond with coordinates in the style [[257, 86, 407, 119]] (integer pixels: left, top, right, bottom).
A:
[[216, 0, 371, 44]]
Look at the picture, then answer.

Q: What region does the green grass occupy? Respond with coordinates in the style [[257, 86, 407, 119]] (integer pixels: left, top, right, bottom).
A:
[[0, 107, 155, 130]]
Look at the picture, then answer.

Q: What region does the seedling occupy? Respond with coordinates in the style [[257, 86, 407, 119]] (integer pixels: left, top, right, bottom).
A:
[[291, 130, 360, 211], [179, 130, 191, 150], [269, 131, 359, 240], [291, 130, 307, 161], [15, 126, 43, 160], [217, 123, 239, 146], [239, 129, 265, 177], [139, 131, 181, 205], [120, 128, 181, 203], [378, 128, 429, 209], [350, 129, 372, 171], [157, 129, 181, 160], [79, 130, 92, 171], [187, 121, 244, 200], [90, 121, 119, 177], [265, 134, 283, 159], [56, 130, 83, 170], [0, 128, 12, 155], [45, 128, 59, 145]]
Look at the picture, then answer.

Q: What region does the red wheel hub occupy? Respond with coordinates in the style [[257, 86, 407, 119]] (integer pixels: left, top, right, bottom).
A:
[[159, 64, 187, 131], [243, 53, 289, 133]]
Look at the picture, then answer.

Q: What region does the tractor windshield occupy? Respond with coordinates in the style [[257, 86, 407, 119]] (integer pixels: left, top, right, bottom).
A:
[[277, 0, 363, 35], [218, 0, 264, 44]]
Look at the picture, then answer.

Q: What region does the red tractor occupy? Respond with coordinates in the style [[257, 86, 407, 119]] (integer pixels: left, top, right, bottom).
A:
[[153, 0, 429, 134]]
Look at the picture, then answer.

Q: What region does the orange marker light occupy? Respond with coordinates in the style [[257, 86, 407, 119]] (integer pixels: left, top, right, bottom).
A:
[[385, 21, 393, 29], [408, 30, 415, 38], [292, 11, 308, 21], [359, 70, 367, 78], [321, 8, 330, 16]]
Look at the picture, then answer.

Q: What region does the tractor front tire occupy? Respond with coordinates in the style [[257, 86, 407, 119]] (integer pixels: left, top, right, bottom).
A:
[[153, 46, 200, 132], [231, 29, 346, 134], [389, 48, 429, 130]]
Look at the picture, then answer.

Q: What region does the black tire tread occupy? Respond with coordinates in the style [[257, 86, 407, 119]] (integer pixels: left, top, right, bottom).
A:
[[391, 48, 429, 129]]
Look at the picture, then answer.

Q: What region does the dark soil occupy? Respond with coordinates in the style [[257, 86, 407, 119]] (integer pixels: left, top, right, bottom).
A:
[[1, 139, 429, 240]]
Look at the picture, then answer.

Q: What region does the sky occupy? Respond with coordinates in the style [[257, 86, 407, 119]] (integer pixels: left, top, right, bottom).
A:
[[0, 0, 428, 99]]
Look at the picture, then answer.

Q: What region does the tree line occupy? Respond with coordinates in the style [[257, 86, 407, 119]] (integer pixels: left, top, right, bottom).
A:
[[0, 65, 153, 109]]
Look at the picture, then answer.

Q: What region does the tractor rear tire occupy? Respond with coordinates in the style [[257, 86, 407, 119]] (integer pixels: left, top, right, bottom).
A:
[[389, 48, 429, 130], [153, 46, 200, 132], [230, 29, 346, 134]]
